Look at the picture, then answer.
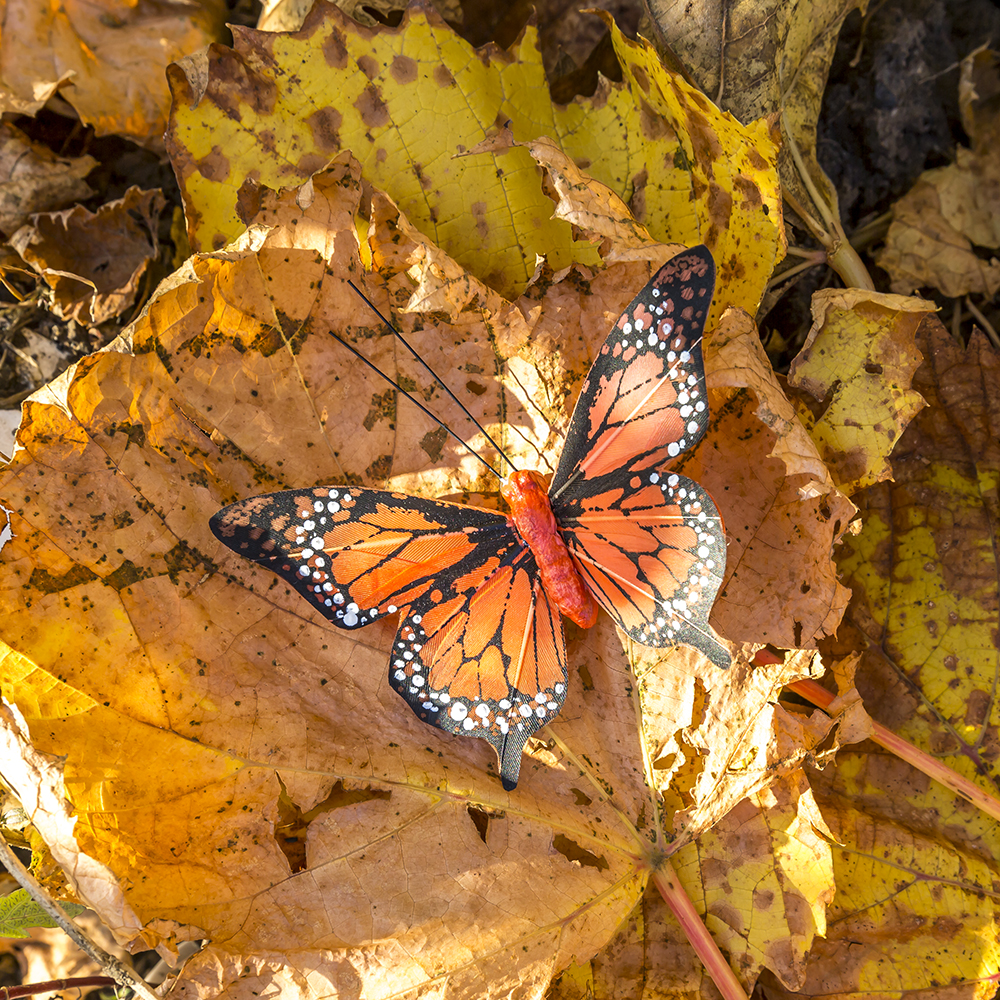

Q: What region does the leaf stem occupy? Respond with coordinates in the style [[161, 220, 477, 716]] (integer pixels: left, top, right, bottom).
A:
[[788, 678, 1000, 822], [0, 977, 115, 998], [650, 864, 748, 1000]]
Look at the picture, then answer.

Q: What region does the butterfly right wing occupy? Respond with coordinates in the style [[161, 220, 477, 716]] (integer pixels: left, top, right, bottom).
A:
[[210, 487, 568, 788]]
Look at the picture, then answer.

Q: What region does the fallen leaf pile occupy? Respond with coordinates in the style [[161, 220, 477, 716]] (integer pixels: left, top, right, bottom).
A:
[[0, 3, 997, 1000]]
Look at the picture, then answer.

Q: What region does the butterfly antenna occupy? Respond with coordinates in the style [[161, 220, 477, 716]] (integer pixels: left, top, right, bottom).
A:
[[347, 279, 515, 476], [328, 296, 504, 480]]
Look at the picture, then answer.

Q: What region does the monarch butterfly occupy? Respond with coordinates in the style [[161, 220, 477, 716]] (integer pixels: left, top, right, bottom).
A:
[[210, 245, 728, 789]]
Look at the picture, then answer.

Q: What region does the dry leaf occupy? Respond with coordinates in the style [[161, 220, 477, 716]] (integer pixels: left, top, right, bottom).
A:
[[9, 187, 164, 324], [801, 319, 1000, 999], [878, 48, 1000, 297], [787, 288, 931, 494], [645, 0, 864, 232], [0, 123, 95, 235], [0, 161, 841, 999]]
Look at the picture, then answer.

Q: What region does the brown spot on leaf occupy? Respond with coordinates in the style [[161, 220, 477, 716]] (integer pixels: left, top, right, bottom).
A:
[[465, 380, 486, 396], [357, 53, 379, 79], [420, 426, 447, 462], [434, 64, 456, 88], [391, 54, 417, 84], [366, 453, 392, 481], [733, 174, 762, 210], [29, 563, 99, 594], [355, 84, 390, 129], [471, 201, 489, 240], [306, 106, 343, 154], [629, 168, 648, 223], [965, 689, 989, 726], [322, 28, 349, 69], [639, 98, 671, 141], [196, 146, 231, 183], [631, 64, 650, 93]]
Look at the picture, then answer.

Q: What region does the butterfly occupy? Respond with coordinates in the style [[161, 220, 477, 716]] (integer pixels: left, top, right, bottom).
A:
[[210, 245, 729, 790]]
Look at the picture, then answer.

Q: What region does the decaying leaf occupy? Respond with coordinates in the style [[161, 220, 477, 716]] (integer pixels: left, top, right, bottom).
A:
[[166, 2, 782, 305], [878, 48, 1000, 297], [0, 0, 228, 147], [9, 187, 165, 324], [0, 155, 849, 998], [0, 123, 96, 236], [644, 0, 865, 234], [803, 320, 1000, 999], [787, 288, 931, 494]]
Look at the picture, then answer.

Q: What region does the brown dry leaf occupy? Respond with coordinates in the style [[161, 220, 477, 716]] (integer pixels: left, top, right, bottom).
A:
[[0, 123, 95, 236], [0, 159, 845, 998], [704, 309, 855, 651], [878, 48, 1000, 297], [645, 0, 864, 230], [0, 0, 228, 147], [797, 319, 1000, 999], [9, 187, 164, 324], [787, 288, 931, 495]]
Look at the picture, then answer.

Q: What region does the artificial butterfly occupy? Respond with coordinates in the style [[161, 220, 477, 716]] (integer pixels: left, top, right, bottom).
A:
[[210, 245, 729, 789]]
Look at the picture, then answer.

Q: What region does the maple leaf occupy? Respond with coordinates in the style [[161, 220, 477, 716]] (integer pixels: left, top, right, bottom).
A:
[[0, 157, 853, 998], [787, 320, 1000, 1000]]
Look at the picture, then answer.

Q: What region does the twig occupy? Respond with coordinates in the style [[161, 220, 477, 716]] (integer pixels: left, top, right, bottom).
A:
[[964, 296, 1000, 350], [0, 976, 115, 998], [0, 835, 158, 1000]]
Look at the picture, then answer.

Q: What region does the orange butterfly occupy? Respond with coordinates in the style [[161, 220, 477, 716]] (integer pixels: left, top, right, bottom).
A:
[[210, 245, 728, 789]]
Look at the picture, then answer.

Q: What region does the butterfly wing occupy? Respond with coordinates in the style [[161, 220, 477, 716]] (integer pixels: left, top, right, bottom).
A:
[[549, 245, 716, 494], [392, 544, 567, 790], [210, 487, 567, 788], [553, 472, 729, 668], [549, 246, 730, 668]]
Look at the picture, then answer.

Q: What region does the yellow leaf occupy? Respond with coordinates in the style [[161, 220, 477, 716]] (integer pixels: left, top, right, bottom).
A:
[[166, 4, 781, 306], [787, 288, 931, 494]]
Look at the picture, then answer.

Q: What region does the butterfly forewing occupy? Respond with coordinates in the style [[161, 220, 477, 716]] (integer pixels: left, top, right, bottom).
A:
[[210, 488, 515, 629], [389, 545, 568, 790], [550, 246, 716, 497]]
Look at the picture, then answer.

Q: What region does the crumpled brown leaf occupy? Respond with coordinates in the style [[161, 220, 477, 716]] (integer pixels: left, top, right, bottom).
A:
[[9, 187, 164, 324], [0, 0, 228, 147], [0, 123, 95, 236], [878, 48, 1000, 297]]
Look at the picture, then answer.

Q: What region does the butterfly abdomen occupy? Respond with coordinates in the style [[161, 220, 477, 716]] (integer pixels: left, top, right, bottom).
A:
[[501, 470, 599, 630]]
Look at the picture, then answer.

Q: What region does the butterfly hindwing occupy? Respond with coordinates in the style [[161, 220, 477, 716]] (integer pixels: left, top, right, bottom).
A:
[[389, 545, 568, 789], [550, 246, 716, 494], [554, 471, 729, 669]]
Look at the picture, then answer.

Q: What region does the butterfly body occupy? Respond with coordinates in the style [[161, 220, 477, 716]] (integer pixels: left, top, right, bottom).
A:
[[210, 246, 728, 790], [502, 469, 598, 630]]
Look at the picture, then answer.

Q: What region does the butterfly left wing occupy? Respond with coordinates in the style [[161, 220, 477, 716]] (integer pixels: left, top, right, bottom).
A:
[[553, 471, 729, 669], [210, 487, 568, 788], [392, 544, 568, 790]]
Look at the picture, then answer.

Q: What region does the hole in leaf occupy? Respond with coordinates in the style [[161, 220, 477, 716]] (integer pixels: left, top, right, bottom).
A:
[[274, 779, 391, 873], [552, 834, 609, 871]]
